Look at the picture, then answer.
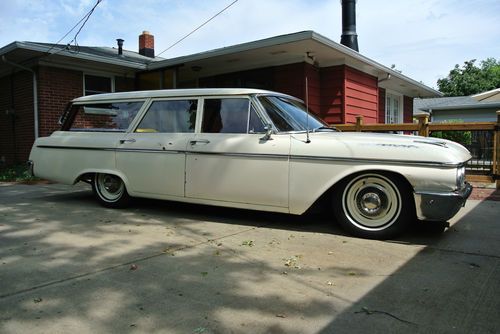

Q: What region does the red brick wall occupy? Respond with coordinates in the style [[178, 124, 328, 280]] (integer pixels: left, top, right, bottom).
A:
[[0, 72, 34, 165], [403, 95, 413, 123], [37, 66, 83, 137], [344, 66, 378, 124], [378, 88, 386, 123], [320, 65, 344, 124]]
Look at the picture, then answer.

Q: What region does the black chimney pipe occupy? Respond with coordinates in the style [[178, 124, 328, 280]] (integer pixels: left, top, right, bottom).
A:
[[340, 0, 359, 52], [116, 38, 124, 55]]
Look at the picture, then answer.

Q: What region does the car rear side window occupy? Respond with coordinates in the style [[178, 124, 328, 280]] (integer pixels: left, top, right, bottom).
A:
[[69, 101, 144, 132], [202, 98, 264, 134], [136, 100, 197, 133]]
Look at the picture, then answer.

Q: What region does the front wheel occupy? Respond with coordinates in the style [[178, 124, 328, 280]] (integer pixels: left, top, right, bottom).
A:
[[92, 173, 131, 208], [332, 172, 413, 239]]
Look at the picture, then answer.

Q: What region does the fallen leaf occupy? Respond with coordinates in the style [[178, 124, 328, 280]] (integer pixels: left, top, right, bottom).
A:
[[241, 240, 254, 247]]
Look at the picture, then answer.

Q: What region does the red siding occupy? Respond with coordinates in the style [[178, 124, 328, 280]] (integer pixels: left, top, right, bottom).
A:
[[0, 72, 34, 165], [303, 63, 321, 115], [320, 65, 344, 124], [37, 66, 83, 137], [403, 95, 413, 123], [378, 88, 386, 123], [273, 63, 306, 100], [344, 66, 378, 124]]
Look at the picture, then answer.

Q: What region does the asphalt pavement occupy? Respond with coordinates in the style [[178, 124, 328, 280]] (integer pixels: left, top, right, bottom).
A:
[[0, 182, 499, 333]]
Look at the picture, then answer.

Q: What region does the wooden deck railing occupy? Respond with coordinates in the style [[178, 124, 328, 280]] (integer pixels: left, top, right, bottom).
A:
[[333, 111, 500, 188]]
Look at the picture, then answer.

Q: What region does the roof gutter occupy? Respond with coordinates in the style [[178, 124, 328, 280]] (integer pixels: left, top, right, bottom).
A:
[[310, 32, 443, 97], [8, 41, 148, 70], [2, 55, 39, 139], [420, 102, 500, 111]]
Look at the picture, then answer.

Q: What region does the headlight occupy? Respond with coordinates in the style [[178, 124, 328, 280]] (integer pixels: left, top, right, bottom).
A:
[[456, 165, 466, 189]]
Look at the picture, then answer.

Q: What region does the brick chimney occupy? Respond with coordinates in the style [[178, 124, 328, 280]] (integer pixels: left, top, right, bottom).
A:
[[139, 31, 155, 58]]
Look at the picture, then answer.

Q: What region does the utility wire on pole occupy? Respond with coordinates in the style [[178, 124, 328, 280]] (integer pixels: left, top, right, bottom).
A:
[[45, 0, 103, 56], [155, 0, 239, 58]]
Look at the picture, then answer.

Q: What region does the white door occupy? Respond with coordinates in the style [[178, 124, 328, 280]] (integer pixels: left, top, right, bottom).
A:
[[185, 97, 290, 208], [116, 99, 198, 197], [385, 92, 402, 124]]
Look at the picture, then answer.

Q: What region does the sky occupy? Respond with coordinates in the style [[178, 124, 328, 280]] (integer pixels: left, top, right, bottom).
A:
[[0, 0, 499, 89]]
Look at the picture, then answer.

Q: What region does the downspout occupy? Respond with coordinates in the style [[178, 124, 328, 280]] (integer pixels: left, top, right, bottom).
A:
[[1, 56, 39, 139]]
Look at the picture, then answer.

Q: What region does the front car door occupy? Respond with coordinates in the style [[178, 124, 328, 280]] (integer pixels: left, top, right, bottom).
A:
[[185, 96, 290, 209], [116, 98, 198, 197]]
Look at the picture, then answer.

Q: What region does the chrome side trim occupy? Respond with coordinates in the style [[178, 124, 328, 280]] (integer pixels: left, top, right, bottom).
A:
[[36, 145, 181, 154], [36, 145, 462, 168], [186, 151, 289, 160], [37, 145, 115, 151], [290, 155, 461, 168]]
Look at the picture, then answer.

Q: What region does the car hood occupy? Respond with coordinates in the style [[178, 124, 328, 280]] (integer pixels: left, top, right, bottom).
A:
[[289, 131, 472, 166]]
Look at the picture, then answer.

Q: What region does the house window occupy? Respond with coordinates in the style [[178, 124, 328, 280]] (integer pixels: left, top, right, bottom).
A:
[[385, 92, 403, 124], [84, 74, 113, 96]]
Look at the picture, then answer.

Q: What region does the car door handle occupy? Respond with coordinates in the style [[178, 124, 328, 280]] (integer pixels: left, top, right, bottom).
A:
[[190, 139, 210, 145], [119, 138, 136, 144]]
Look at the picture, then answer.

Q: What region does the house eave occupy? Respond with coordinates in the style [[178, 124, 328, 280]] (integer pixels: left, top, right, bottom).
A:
[[419, 102, 500, 111], [0, 41, 148, 70], [148, 30, 441, 98]]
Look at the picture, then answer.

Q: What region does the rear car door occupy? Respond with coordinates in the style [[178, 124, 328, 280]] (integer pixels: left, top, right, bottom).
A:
[[116, 98, 198, 197]]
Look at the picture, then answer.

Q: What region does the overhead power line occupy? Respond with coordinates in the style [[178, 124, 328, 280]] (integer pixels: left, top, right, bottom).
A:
[[155, 0, 240, 58], [45, 0, 103, 55]]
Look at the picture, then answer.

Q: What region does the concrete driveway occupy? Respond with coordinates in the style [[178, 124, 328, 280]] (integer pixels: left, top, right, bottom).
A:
[[0, 183, 499, 333]]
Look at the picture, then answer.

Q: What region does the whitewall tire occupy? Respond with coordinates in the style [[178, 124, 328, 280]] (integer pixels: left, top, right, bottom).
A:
[[333, 172, 413, 239], [92, 173, 131, 208]]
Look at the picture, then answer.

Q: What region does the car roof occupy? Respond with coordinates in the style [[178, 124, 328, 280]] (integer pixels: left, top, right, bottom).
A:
[[72, 88, 294, 103]]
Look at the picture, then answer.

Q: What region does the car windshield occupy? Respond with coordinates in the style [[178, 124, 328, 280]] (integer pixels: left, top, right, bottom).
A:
[[258, 95, 329, 132]]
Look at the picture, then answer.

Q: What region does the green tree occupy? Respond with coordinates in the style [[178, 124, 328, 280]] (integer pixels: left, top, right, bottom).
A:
[[437, 58, 500, 96]]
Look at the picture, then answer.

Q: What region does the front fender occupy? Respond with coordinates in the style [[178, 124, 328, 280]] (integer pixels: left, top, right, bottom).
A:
[[288, 161, 455, 215]]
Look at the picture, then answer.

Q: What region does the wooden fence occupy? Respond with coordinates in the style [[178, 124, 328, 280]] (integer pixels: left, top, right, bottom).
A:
[[333, 111, 500, 188]]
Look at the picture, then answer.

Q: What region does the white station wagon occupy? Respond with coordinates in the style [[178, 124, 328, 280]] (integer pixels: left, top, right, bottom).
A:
[[28, 88, 472, 239]]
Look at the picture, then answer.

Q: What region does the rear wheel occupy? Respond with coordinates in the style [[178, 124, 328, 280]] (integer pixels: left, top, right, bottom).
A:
[[332, 172, 413, 239], [92, 173, 130, 208]]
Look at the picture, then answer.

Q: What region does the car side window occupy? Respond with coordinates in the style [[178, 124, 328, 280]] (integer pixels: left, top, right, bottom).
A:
[[248, 104, 266, 133], [202, 98, 264, 134], [136, 100, 197, 133], [69, 101, 144, 132]]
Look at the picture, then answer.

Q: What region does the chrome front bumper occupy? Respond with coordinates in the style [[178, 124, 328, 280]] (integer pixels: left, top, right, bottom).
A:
[[414, 182, 473, 221]]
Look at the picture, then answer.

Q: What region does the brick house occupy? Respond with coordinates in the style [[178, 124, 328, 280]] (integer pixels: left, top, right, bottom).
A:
[[0, 29, 440, 166]]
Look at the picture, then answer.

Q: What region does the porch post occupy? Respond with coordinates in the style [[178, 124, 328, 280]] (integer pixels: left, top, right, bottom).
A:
[[495, 111, 500, 189]]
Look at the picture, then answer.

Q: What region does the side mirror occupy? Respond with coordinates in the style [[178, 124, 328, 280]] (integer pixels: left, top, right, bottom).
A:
[[260, 124, 274, 141]]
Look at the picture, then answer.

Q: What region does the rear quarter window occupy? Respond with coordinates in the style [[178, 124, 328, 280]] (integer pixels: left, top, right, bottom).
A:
[[69, 101, 144, 132]]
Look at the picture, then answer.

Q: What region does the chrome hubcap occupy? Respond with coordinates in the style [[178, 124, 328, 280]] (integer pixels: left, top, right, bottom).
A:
[[103, 175, 121, 194], [96, 174, 124, 202], [342, 174, 402, 231], [359, 192, 383, 216]]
